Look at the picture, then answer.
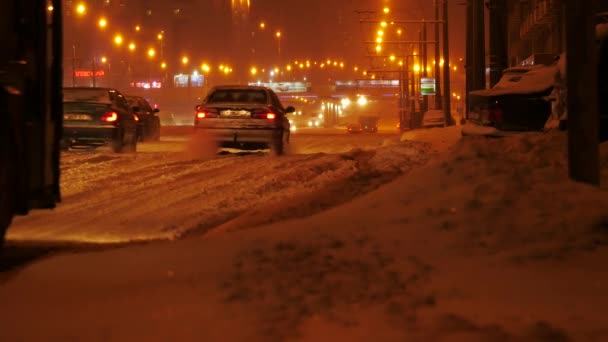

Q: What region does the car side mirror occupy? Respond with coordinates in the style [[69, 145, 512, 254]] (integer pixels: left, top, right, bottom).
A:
[[132, 106, 140, 112], [285, 106, 295, 114]]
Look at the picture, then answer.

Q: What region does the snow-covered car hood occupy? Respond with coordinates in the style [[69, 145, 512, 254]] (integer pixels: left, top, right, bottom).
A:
[[470, 65, 557, 97]]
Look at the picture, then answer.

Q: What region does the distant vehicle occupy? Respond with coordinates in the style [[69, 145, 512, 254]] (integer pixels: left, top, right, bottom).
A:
[[422, 109, 447, 128], [126, 95, 161, 142], [347, 122, 364, 133], [62, 87, 138, 153], [358, 115, 379, 133], [462, 65, 556, 137], [194, 85, 294, 155]]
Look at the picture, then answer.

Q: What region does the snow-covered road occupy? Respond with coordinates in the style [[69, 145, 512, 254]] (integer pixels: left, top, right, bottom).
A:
[[7, 127, 444, 243]]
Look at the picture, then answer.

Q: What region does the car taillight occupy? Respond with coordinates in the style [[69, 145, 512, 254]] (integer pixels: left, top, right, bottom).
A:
[[101, 111, 118, 122], [252, 109, 276, 120], [195, 108, 219, 119], [489, 107, 504, 123]]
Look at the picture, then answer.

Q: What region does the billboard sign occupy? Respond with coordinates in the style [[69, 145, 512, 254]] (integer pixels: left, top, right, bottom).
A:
[[248, 82, 310, 93], [420, 78, 436, 95]]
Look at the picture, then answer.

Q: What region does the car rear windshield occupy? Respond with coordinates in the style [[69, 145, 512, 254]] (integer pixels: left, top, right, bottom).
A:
[[207, 89, 268, 104], [64, 89, 112, 104]]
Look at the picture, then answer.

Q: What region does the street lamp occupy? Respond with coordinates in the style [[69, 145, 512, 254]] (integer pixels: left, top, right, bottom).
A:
[[100, 56, 111, 87], [76, 3, 86, 16], [157, 31, 164, 59], [70, 3, 87, 86], [113, 34, 123, 46], [275, 30, 282, 63], [98, 17, 107, 29]]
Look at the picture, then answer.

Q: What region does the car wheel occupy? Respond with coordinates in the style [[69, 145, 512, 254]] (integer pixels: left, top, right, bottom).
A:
[[124, 128, 138, 153], [271, 133, 285, 156], [137, 125, 145, 142], [153, 119, 161, 141], [111, 129, 125, 153]]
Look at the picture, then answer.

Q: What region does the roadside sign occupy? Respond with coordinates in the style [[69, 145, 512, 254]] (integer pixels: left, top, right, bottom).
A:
[[420, 78, 436, 95]]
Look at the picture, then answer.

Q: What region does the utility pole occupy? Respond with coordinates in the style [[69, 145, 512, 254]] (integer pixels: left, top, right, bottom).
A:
[[488, 0, 508, 87], [472, 0, 485, 90], [442, 0, 452, 124], [422, 22, 429, 113], [465, 0, 485, 122], [92, 56, 97, 88], [434, 0, 442, 110], [565, 0, 599, 185]]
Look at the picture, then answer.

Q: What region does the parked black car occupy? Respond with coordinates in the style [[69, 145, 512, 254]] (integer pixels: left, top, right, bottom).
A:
[[126, 95, 161, 142], [194, 85, 294, 155], [462, 65, 556, 137], [62, 87, 138, 152]]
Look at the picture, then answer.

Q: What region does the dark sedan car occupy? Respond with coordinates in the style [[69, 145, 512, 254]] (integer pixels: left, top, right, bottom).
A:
[[462, 65, 556, 137], [62, 87, 138, 153], [126, 95, 161, 142], [194, 85, 294, 155]]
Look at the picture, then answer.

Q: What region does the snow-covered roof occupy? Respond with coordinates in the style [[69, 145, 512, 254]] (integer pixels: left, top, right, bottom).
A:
[[470, 64, 557, 97]]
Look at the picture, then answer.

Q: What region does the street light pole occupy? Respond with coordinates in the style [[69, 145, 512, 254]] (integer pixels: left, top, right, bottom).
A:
[[442, 0, 452, 124], [276, 31, 282, 65], [72, 43, 77, 87], [434, 0, 442, 109]]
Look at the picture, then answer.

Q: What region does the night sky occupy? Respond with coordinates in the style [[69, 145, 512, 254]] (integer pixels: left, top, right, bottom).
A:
[[179, 0, 466, 69]]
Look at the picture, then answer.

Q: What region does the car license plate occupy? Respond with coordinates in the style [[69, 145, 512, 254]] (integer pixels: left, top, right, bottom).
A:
[[64, 113, 92, 121], [220, 110, 250, 117]]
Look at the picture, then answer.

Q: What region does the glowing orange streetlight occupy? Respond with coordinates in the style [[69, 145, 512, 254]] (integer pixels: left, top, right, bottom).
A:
[[181, 56, 189, 65], [135, 25, 141, 32], [113, 34, 123, 46], [75, 3, 86, 16], [128, 42, 136, 52], [383, 7, 390, 14], [98, 18, 107, 29], [147, 48, 156, 58], [275, 31, 282, 61], [259, 22, 266, 30]]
